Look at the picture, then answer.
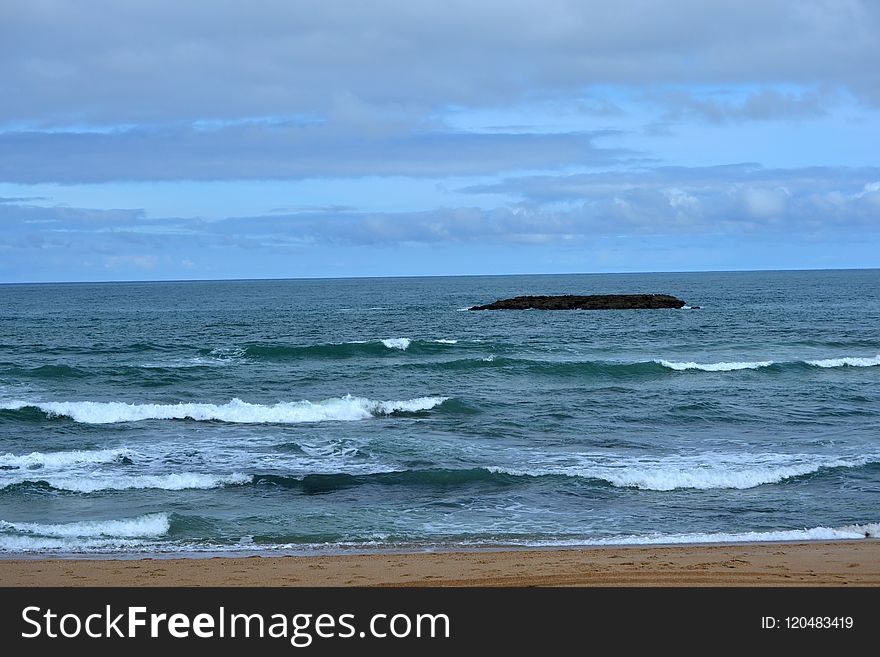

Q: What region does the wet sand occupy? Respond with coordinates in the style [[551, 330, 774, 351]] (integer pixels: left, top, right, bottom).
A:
[[1, 540, 878, 586]]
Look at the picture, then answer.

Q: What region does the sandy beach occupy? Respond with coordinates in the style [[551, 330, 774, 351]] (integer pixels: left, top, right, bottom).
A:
[[1, 541, 878, 587]]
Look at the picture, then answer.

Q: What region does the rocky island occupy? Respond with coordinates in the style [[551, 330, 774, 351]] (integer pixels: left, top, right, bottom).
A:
[[469, 294, 687, 310]]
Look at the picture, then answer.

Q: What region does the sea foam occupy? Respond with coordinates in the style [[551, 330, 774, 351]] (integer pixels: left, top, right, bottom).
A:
[[0, 513, 172, 552], [0, 513, 170, 538], [657, 354, 880, 371], [472, 522, 880, 548], [380, 338, 411, 350], [0, 447, 132, 469], [657, 359, 774, 371], [490, 452, 879, 491], [0, 535, 153, 552], [806, 354, 880, 368], [12, 472, 253, 493], [2, 394, 448, 425]]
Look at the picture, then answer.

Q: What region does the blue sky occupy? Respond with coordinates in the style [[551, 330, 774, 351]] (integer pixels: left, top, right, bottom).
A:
[[1, 0, 878, 282]]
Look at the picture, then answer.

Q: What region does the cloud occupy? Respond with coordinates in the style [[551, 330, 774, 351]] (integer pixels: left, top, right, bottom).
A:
[[650, 87, 834, 123], [103, 254, 158, 270], [463, 164, 880, 204], [0, 195, 48, 203], [3, 165, 877, 281], [2, 0, 878, 128], [513, 165, 880, 238], [0, 198, 146, 224], [6, 164, 875, 251], [0, 122, 622, 183]]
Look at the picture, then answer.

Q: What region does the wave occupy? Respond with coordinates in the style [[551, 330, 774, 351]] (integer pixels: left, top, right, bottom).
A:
[[415, 353, 880, 378], [2, 472, 252, 493], [656, 359, 774, 371], [489, 452, 880, 491], [0, 513, 171, 553], [248, 454, 880, 494], [0, 535, 154, 553], [807, 354, 880, 368], [423, 356, 748, 377], [0, 394, 448, 425], [467, 522, 880, 548], [640, 354, 880, 373], [254, 468, 521, 494], [211, 338, 466, 361], [141, 347, 248, 369], [4, 520, 876, 554], [5, 453, 871, 495], [380, 338, 410, 350], [0, 447, 133, 469], [658, 354, 879, 372], [0, 513, 170, 538]]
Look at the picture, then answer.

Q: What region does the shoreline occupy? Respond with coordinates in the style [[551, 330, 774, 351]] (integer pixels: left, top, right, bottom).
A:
[[1, 540, 878, 586]]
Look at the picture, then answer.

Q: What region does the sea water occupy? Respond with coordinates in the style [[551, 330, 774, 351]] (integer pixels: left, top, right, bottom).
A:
[[1, 270, 878, 555]]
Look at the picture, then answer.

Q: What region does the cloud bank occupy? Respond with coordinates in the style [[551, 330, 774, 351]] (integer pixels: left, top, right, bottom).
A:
[[3, 0, 878, 127], [1, 1, 877, 280], [4, 165, 877, 248], [0, 123, 622, 183]]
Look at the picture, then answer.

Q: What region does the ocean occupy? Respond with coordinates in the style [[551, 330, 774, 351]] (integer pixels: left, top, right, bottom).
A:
[[1, 269, 878, 556]]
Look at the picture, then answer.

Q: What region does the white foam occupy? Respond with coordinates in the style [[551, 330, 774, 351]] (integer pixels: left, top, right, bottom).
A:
[[142, 347, 247, 368], [0, 513, 170, 538], [381, 338, 411, 350], [0, 535, 152, 552], [655, 354, 880, 371], [209, 347, 247, 360], [657, 359, 774, 371], [491, 452, 879, 491], [433, 339, 459, 344], [5, 394, 447, 425], [0, 447, 132, 469], [373, 396, 448, 414], [482, 355, 496, 362], [28, 472, 252, 493], [806, 354, 880, 368], [463, 522, 880, 548], [1, 400, 31, 411]]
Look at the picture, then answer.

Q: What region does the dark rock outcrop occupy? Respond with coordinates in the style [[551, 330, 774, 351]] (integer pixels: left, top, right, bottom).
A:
[[469, 294, 687, 311]]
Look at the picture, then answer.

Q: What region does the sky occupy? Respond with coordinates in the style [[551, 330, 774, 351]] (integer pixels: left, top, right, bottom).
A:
[[1, 0, 878, 282]]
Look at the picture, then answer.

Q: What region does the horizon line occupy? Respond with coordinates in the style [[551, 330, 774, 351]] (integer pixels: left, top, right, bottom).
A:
[[1, 266, 877, 286]]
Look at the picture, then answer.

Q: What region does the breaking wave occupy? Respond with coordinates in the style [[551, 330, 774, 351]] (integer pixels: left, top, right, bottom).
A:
[[806, 355, 880, 368], [0, 448, 133, 469], [0, 513, 173, 552], [489, 452, 880, 491], [476, 522, 880, 547], [380, 338, 411, 350], [0, 394, 448, 425], [2, 472, 252, 493], [656, 359, 774, 371], [248, 454, 880, 493], [0, 513, 170, 538]]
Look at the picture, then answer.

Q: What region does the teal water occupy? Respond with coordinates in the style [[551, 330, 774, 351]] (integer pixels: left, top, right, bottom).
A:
[[1, 270, 879, 555]]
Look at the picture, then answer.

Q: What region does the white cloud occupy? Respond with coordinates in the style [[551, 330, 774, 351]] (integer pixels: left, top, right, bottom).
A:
[[1, 0, 878, 127], [103, 254, 158, 270], [742, 187, 788, 218], [6, 164, 876, 251]]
